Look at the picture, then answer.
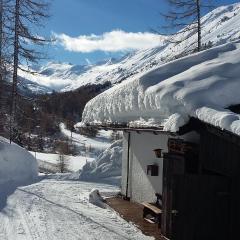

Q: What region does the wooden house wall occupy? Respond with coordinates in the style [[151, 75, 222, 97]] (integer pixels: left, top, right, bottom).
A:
[[199, 128, 240, 239], [231, 176, 240, 237], [199, 129, 240, 177]]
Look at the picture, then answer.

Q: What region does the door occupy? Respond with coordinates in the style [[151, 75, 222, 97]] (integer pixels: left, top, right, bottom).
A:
[[171, 174, 231, 240]]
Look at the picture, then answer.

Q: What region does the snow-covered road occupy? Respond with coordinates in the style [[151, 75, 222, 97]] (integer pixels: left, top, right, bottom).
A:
[[60, 123, 112, 152], [0, 176, 152, 240]]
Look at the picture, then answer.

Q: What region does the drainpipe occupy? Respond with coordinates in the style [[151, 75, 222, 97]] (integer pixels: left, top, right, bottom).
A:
[[124, 132, 131, 201]]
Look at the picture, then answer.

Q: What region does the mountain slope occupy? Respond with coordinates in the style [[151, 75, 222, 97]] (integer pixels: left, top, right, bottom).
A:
[[19, 3, 240, 94]]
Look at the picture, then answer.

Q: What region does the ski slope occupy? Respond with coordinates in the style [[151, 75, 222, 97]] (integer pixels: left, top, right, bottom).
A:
[[0, 176, 152, 240]]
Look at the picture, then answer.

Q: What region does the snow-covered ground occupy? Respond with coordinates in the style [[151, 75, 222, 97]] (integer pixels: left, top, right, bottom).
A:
[[0, 137, 38, 185], [60, 123, 112, 155], [0, 136, 138, 240], [30, 151, 94, 172], [29, 125, 122, 181], [0, 175, 152, 240], [72, 140, 123, 185]]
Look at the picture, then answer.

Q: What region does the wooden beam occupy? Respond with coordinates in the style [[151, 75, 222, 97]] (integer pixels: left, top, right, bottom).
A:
[[85, 125, 176, 135]]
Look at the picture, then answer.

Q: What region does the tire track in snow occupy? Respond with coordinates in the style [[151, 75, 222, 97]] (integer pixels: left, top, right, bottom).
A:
[[17, 196, 49, 240], [0, 179, 152, 240], [0, 217, 8, 240]]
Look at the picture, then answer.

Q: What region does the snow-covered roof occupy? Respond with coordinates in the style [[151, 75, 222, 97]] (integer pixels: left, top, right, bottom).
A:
[[82, 41, 240, 136]]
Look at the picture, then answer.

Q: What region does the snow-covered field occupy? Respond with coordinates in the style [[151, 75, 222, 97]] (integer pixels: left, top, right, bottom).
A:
[[28, 125, 123, 185], [60, 123, 112, 155], [30, 151, 94, 172], [30, 124, 116, 174], [0, 175, 152, 240]]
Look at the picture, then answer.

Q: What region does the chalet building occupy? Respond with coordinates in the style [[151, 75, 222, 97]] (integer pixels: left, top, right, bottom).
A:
[[88, 116, 240, 240], [81, 41, 240, 239]]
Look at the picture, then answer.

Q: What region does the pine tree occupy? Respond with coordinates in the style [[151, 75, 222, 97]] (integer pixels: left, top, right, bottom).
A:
[[162, 0, 213, 52]]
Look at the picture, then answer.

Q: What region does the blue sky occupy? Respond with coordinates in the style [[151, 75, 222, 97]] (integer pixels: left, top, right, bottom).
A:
[[41, 0, 239, 65]]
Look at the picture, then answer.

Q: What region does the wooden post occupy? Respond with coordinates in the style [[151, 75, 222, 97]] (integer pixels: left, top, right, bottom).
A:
[[161, 153, 173, 238]]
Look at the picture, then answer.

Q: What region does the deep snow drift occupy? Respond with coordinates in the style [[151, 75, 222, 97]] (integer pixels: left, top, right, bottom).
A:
[[71, 140, 122, 185], [0, 137, 38, 185], [19, 3, 240, 94], [82, 41, 240, 136]]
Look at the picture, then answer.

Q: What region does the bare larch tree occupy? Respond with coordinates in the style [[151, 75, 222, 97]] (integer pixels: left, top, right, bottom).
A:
[[10, 0, 49, 142], [0, 0, 11, 134], [162, 0, 213, 52]]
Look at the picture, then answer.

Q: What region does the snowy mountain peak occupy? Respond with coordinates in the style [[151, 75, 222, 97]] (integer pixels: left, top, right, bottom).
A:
[[19, 2, 240, 94]]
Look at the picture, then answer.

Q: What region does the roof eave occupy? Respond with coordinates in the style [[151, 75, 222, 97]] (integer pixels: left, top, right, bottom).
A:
[[83, 123, 177, 136]]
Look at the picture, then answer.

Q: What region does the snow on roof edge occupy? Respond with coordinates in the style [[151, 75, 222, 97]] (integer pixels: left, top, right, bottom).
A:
[[82, 40, 240, 136]]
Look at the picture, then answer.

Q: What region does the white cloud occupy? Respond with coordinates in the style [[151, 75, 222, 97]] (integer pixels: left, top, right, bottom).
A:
[[53, 30, 164, 53]]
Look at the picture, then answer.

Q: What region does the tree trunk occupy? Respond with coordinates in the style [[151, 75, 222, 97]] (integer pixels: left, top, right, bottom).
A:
[[0, 0, 3, 132], [0, 0, 3, 111], [196, 0, 201, 52], [10, 0, 20, 143]]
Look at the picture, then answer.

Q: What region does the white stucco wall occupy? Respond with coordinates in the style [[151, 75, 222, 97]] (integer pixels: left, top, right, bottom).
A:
[[121, 131, 169, 203], [121, 131, 200, 203]]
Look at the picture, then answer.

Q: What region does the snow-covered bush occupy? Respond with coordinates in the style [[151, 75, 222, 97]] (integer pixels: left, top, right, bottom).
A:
[[79, 140, 122, 182], [0, 137, 38, 184]]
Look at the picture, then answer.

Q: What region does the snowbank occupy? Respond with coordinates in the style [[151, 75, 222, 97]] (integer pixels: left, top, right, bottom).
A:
[[0, 137, 38, 184], [89, 188, 107, 209], [82, 41, 240, 135], [74, 140, 122, 184]]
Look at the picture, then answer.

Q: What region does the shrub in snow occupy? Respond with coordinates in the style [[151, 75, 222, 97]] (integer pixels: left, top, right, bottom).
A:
[[0, 137, 38, 184], [79, 140, 122, 182], [89, 188, 107, 208]]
